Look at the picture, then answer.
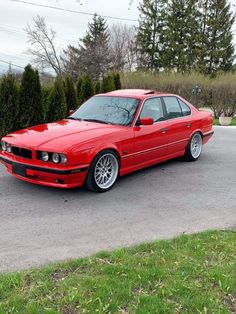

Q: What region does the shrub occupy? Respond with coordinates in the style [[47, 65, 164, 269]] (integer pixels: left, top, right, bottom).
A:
[[0, 72, 19, 137], [100, 73, 115, 93], [18, 65, 44, 129], [41, 85, 52, 123], [94, 81, 101, 94], [113, 72, 121, 90], [121, 71, 236, 117], [80, 74, 94, 104], [47, 78, 67, 122], [76, 76, 83, 102], [64, 75, 77, 111]]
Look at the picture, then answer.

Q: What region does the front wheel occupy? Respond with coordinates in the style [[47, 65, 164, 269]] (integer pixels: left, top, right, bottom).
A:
[[86, 150, 119, 192], [185, 132, 203, 161]]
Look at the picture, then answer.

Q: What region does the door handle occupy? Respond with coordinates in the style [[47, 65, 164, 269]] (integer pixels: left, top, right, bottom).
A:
[[160, 128, 168, 133], [186, 123, 191, 128]]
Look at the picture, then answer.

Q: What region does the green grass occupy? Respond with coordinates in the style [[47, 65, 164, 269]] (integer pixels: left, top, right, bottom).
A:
[[213, 117, 236, 126], [0, 230, 235, 314]]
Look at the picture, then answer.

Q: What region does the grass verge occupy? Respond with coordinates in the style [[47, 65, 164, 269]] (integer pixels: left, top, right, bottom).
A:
[[213, 117, 236, 126], [0, 230, 235, 313]]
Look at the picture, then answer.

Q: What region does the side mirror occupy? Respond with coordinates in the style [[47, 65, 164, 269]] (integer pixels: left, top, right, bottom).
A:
[[139, 117, 154, 126], [69, 110, 74, 115]]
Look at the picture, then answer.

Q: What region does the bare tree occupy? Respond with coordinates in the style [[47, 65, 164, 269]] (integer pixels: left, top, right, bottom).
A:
[[109, 24, 137, 72], [25, 16, 62, 76]]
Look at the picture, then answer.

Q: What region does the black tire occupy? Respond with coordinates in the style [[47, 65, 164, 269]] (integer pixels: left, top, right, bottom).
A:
[[85, 150, 119, 193], [184, 132, 203, 162]]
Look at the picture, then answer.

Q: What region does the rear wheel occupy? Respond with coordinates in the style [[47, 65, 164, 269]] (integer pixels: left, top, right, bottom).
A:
[[185, 132, 203, 161], [86, 150, 119, 192]]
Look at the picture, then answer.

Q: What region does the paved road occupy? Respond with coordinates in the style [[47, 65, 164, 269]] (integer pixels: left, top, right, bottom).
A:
[[0, 127, 236, 272]]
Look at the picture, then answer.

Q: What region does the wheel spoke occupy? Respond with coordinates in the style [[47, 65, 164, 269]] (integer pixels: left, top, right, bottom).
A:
[[190, 133, 202, 159], [94, 153, 118, 189]]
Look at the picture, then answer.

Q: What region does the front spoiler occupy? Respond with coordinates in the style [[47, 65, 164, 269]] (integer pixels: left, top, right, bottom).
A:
[[0, 155, 89, 188]]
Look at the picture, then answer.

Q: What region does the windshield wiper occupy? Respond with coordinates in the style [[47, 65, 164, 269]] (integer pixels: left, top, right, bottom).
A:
[[83, 118, 111, 125]]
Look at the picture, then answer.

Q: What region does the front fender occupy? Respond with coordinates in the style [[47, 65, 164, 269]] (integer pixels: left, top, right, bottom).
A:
[[88, 143, 121, 163], [66, 143, 121, 166]]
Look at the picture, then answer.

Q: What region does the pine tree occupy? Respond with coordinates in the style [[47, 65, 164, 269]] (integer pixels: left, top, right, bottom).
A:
[[0, 72, 19, 137], [80, 74, 94, 103], [64, 75, 77, 111], [165, 0, 200, 72], [198, 0, 235, 76], [19, 65, 44, 129], [63, 14, 111, 80], [81, 14, 111, 79], [47, 78, 67, 122], [137, 0, 168, 71]]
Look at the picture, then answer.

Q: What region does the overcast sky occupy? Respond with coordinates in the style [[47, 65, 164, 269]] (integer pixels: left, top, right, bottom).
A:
[[0, 0, 235, 73]]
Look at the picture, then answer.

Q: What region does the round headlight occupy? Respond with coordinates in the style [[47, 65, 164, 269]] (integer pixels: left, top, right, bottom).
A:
[[52, 153, 60, 164], [1, 141, 7, 151], [60, 154, 67, 164], [42, 151, 49, 162]]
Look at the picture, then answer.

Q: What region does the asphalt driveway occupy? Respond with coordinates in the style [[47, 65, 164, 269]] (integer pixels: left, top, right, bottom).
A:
[[0, 126, 235, 272]]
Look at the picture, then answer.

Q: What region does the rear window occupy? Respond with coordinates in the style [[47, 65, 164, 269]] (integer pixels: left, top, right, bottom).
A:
[[178, 99, 191, 116], [163, 97, 182, 119]]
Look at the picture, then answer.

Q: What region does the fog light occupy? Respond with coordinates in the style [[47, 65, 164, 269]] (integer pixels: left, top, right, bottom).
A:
[[42, 151, 49, 162], [52, 153, 60, 164]]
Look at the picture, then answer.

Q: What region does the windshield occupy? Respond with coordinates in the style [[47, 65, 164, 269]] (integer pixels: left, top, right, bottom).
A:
[[69, 96, 140, 126]]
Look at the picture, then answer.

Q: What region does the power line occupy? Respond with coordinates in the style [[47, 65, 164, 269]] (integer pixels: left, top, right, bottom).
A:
[[0, 58, 54, 77], [0, 59, 25, 69], [0, 23, 78, 47], [10, 0, 138, 22]]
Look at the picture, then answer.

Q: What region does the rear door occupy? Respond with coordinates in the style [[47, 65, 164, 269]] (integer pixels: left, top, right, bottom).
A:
[[134, 97, 169, 165], [162, 96, 193, 155]]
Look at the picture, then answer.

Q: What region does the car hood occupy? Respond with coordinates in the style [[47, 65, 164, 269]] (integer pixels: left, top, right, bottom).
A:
[[3, 119, 125, 152]]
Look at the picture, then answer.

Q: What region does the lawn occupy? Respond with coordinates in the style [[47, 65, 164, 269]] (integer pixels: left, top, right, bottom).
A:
[[213, 117, 236, 126], [0, 230, 235, 314]]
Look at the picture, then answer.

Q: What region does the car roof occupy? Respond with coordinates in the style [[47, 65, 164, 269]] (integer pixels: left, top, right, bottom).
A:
[[101, 89, 172, 99]]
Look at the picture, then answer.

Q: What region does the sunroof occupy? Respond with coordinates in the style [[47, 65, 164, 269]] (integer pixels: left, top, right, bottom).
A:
[[144, 90, 156, 95]]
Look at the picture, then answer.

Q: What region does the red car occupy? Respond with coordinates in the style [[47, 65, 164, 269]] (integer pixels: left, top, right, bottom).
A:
[[0, 89, 213, 192]]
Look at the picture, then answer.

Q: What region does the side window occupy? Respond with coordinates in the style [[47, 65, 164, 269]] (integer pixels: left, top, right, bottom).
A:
[[178, 98, 191, 116], [140, 98, 165, 122], [163, 97, 182, 119]]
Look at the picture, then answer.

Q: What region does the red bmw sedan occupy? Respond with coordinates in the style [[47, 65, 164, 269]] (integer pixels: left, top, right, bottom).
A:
[[0, 89, 213, 192]]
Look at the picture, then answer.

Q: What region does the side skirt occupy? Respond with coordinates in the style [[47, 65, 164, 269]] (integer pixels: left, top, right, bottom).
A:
[[120, 151, 185, 176]]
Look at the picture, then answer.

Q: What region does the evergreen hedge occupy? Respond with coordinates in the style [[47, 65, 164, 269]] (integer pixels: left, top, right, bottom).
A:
[[100, 73, 115, 93], [18, 65, 44, 129], [47, 78, 67, 122], [0, 72, 19, 137], [79, 74, 94, 104], [64, 75, 77, 111]]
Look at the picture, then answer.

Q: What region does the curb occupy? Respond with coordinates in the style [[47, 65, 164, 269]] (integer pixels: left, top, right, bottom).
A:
[[213, 125, 236, 129]]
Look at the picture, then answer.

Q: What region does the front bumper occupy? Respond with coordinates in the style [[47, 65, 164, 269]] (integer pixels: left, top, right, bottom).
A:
[[0, 155, 89, 189]]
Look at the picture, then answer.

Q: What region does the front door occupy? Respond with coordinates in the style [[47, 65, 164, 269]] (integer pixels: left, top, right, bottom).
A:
[[134, 97, 169, 166]]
